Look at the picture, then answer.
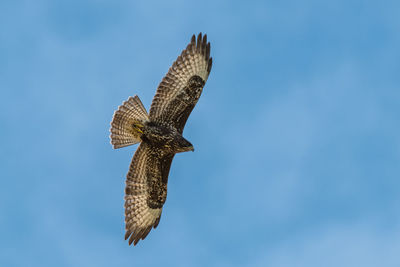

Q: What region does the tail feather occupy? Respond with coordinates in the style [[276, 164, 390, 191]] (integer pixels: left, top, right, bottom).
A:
[[110, 95, 149, 149]]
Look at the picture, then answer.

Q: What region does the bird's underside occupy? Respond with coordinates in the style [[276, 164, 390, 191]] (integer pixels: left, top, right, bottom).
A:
[[110, 33, 212, 245]]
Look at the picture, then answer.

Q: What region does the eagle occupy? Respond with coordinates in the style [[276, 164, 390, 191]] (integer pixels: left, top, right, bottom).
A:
[[110, 33, 212, 246]]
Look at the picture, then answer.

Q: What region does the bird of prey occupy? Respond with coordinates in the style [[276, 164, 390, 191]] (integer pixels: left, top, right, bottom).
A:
[[110, 33, 212, 246]]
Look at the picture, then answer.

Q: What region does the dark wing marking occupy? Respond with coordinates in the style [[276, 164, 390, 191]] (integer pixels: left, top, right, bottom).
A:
[[124, 143, 174, 246], [145, 150, 174, 209], [149, 33, 212, 133]]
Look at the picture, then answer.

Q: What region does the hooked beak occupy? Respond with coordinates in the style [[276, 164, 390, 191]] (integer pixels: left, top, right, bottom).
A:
[[179, 145, 194, 153]]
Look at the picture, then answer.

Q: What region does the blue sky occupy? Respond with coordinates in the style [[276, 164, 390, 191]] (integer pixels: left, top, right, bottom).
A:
[[1, 0, 400, 266]]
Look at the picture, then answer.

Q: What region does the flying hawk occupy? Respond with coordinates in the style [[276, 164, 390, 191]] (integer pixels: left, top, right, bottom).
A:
[[110, 33, 212, 246]]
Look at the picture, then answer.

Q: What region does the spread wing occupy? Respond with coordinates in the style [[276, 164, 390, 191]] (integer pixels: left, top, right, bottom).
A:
[[124, 143, 174, 246], [149, 33, 212, 133]]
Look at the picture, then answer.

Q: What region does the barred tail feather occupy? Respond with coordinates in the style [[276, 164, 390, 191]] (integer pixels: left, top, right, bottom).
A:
[[110, 95, 149, 149]]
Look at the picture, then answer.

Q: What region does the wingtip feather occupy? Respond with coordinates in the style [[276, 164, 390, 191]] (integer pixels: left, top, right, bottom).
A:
[[128, 234, 135, 245], [125, 230, 132, 240], [202, 34, 207, 54], [196, 33, 202, 50]]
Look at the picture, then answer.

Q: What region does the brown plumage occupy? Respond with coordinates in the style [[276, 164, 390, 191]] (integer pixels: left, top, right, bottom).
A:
[[110, 33, 212, 246]]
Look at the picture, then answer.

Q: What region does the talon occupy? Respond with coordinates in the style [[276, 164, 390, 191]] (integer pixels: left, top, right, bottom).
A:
[[132, 122, 144, 134]]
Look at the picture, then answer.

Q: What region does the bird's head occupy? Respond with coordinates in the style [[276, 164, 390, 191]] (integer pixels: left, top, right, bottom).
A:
[[173, 136, 194, 153]]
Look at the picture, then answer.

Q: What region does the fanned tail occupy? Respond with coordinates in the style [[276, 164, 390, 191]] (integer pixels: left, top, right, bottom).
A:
[[110, 95, 149, 149]]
